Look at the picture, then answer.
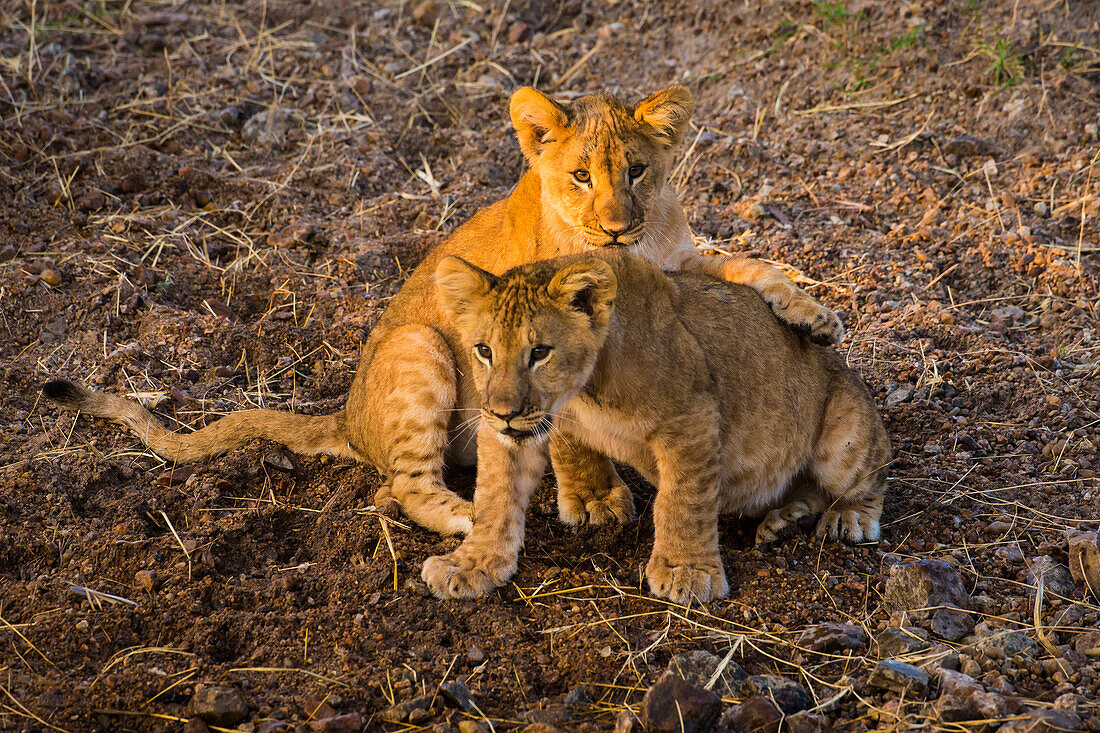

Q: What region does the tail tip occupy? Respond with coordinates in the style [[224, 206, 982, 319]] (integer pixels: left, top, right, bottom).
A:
[[42, 379, 90, 408]]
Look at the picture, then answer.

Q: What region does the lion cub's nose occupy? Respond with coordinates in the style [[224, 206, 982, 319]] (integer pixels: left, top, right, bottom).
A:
[[486, 405, 523, 421]]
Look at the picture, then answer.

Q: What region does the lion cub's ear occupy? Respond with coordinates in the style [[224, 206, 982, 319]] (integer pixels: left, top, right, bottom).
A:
[[634, 86, 694, 146], [510, 87, 569, 162], [548, 258, 617, 327], [435, 256, 496, 323]]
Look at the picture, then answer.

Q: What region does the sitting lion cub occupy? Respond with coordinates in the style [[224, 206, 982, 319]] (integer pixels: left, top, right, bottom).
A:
[[423, 250, 890, 604]]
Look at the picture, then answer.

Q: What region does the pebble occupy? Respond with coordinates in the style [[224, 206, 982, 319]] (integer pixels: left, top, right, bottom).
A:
[[466, 645, 485, 663], [507, 21, 529, 43], [308, 714, 362, 733], [411, 0, 440, 26], [784, 710, 826, 733], [641, 672, 721, 733], [718, 697, 782, 733], [741, 674, 811, 714], [1068, 531, 1100, 599], [868, 659, 930, 694], [875, 626, 929, 657], [797, 622, 869, 653], [935, 693, 977, 722], [379, 695, 430, 723], [937, 669, 983, 698], [884, 559, 971, 621], [1027, 556, 1076, 598], [134, 569, 158, 593], [458, 723, 488, 733], [666, 650, 745, 697], [189, 686, 249, 727], [439, 681, 475, 713], [931, 608, 974, 642]]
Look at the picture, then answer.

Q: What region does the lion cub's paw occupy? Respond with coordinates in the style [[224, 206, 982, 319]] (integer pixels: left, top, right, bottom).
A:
[[774, 295, 844, 345], [755, 499, 816, 545], [645, 554, 728, 605], [422, 551, 515, 599], [815, 507, 881, 544], [559, 484, 635, 527]]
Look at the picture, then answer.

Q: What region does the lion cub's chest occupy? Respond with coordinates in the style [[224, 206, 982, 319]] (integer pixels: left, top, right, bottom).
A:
[[559, 393, 658, 482]]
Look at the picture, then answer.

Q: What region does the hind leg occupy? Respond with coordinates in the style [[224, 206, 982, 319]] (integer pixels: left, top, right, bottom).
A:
[[346, 325, 473, 536], [755, 478, 826, 545], [550, 435, 634, 527], [810, 382, 891, 543]]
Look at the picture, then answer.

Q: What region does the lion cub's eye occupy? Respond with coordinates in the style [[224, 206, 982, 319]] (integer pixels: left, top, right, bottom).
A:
[[572, 169, 591, 184], [529, 345, 552, 366], [475, 344, 492, 363], [628, 164, 646, 181]]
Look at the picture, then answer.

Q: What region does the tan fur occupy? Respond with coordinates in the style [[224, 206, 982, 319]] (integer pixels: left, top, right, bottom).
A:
[[426, 251, 890, 603], [42, 87, 841, 538]]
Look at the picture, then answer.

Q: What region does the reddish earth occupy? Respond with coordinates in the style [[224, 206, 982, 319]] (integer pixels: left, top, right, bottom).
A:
[[1, 1, 1098, 731]]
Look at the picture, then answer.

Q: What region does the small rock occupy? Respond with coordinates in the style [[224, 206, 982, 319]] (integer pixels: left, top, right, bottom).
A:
[[1074, 630, 1100, 656], [797, 622, 869, 653], [506, 21, 529, 43], [666, 650, 746, 697], [458, 722, 489, 733], [937, 669, 983, 698], [134, 570, 158, 593], [1068, 531, 1100, 599], [869, 659, 930, 695], [189, 686, 249, 727], [39, 269, 62, 287], [466, 645, 485, 663], [935, 694, 977, 722], [931, 609, 974, 642], [975, 629, 1039, 658], [379, 695, 430, 723], [75, 619, 90, 633], [521, 704, 570, 726], [1028, 555, 1076, 598], [641, 672, 721, 733], [999, 709, 1080, 733], [875, 626, 929, 657], [439, 681, 475, 712], [564, 685, 591, 707], [972, 691, 1020, 720], [613, 709, 639, 733], [408, 708, 432, 725], [263, 450, 299, 475], [785, 711, 826, 733], [183, 720, 210, 733], [308, 713, 362, 733], [158, 464, 196, 487], [884, 559, 970, 621], [886, 385, 913, 407], [412, 0, 440, 26], [741, 675, 811, 714], [718, 697, 782, 733]]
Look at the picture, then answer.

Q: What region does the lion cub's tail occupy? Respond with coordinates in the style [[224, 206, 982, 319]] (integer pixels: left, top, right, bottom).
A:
[[42, 380, 358, 464]]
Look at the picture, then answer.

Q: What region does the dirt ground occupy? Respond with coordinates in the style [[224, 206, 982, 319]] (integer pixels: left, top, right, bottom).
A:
[[2, 0, 1099, 731]]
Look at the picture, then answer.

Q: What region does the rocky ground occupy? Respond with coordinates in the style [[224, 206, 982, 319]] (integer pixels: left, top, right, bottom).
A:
[[1, 0, 1099, 731]]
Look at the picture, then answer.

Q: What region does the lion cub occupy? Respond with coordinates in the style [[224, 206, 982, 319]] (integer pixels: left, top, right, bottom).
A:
[[423, 250, 890, 604]]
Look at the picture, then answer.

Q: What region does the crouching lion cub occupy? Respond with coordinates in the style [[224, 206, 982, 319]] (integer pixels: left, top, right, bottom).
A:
[[423, 250, 890, 604]]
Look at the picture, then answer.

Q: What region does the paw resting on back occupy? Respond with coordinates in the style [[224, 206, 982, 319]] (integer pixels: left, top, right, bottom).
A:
[[773, 295, 844, 345], [558, 484, 635, 527]]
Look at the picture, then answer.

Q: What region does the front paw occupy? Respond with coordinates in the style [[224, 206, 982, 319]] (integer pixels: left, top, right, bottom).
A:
[[422, 551, 515, 599], [815, 507, 881, 544], [645, 553, 728, 604], [559, 484, 635, 527], [774, 295, 844, 345]]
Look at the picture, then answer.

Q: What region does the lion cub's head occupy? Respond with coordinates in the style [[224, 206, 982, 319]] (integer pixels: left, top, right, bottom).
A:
[[435, 254, 617, 445], [510, 85, 693, 248]]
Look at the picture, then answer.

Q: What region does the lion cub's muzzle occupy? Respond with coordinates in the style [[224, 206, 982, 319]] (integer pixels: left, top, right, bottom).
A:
[[482, 408, 552, 444]]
